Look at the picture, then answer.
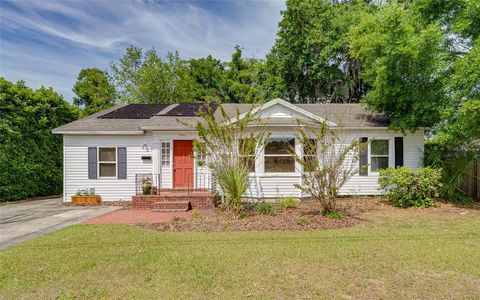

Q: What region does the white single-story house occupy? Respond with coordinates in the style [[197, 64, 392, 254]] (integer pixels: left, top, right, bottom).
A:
[[52, 99, 424, 203]]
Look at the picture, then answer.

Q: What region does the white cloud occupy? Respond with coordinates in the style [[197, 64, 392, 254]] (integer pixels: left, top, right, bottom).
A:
[[0, 0, 285, 101]]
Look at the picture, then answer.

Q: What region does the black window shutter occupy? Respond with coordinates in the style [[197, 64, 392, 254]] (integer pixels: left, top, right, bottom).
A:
[[394, 137, 404, 168], [88, 147, 97, 179], [359, 137, 368, 176], [117, 147, 127, 179]]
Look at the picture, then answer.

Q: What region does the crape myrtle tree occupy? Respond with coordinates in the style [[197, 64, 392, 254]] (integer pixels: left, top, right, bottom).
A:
[[181, 101, 270, 212], [293, 121, 366, 213]]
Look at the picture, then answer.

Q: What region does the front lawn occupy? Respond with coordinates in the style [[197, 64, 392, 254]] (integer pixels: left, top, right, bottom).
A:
[[1, 205, 479, 299]]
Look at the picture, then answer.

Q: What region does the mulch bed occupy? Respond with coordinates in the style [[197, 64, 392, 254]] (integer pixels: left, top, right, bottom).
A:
[[140, 197, 383, 232]]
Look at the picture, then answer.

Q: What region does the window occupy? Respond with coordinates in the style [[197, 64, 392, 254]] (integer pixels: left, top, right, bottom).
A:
[[161, 142, 170, 167], [99, 147, 116, 177], [303, 139, 317, 171], [264, 138, 295, 173], [370, 140, 389, 172], [196, 151, 206, 167], [240, 139, 256, 172]]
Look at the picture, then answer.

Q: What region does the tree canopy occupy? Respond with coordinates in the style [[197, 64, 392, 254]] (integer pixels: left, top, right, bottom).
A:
[[109, 47, 196, 104], [348, 3, 447, 132], [73, 68, 116, 116], [0, 78, 78, 201], [268, 0, 369, 103], [86, 0, 477, 142]]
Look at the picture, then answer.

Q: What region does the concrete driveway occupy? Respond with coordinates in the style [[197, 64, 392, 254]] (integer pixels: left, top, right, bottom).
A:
[[0, 197, 118, 249]]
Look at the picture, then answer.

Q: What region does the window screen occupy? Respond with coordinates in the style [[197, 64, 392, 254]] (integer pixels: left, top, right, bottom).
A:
[[99, 148, 116, 177], [161, 142, 171, 167], [370, 140, 389, 172], [264, 138, 295, 173]]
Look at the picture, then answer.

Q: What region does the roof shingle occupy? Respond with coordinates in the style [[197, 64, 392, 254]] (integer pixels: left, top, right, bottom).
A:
[[52, 101, 389, 134]]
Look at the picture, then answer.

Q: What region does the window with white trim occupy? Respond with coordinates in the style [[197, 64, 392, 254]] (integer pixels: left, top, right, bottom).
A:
[[370, 140, 389, 172], [98, 147, 116, 177], [161, 142, 171, 167], [264, 138, 295, 173]]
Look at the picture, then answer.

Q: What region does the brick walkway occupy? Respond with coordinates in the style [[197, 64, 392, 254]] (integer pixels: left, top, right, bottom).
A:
[[82, 209, 194, 224]]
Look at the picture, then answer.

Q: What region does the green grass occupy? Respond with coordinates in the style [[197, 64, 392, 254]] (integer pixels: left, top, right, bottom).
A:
[[1, 210, 479, 299]]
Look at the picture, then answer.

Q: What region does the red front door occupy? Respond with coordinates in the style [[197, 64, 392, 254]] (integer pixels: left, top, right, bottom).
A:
[[173, 140, 194, 188]]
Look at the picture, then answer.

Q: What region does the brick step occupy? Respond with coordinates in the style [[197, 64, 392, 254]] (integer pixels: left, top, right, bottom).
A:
[[152, 200, 191, 212], [132, 194, 216, 210]]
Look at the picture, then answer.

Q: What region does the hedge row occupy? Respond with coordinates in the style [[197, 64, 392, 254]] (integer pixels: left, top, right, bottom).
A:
[[0, 78, 78, 201]]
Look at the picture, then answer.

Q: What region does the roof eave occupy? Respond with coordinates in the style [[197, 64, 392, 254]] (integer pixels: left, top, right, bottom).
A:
[[51, 130, 145, 135], [140, 127, 196, 131]]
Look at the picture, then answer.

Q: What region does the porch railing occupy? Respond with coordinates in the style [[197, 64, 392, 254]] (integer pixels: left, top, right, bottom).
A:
[[135, 174, 161, 195], [187, 172, 216, 194], [135, 173, 216, 195]]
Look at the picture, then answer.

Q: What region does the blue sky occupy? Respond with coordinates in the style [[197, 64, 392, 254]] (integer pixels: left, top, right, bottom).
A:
[[0, 0, 285, 102]]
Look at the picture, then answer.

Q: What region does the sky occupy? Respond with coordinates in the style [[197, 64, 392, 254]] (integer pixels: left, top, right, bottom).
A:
[[0, 0, 285, 102]]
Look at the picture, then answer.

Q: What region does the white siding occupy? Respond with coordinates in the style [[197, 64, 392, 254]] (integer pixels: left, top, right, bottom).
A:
[[246, 129, 424, 198], [253, 176, 301, 199], [339, 130, 424, 196], [62, 129, 424, 202], [64, 135, 153, 201], [258, 103, 308, 119]]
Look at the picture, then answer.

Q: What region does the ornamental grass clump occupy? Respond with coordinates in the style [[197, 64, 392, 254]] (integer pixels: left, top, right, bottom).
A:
[[216, 165, 250, 212], [378, 166, 442, 208], [256, 202, 276, 216], [280, 197, 300, 209]]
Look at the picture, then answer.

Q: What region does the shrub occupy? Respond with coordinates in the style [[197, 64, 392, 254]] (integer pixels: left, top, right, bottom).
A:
[[293, 121, 365, 213], [378, 167, 442, 208], [216, 166, 249, 212], [424, 141, 476, 204], [324, 210, 343, 219], [242, 203, 257, 211], [0, 78, 78, 201], [280, 197, 300, 209], [256, 202, 276, 216]]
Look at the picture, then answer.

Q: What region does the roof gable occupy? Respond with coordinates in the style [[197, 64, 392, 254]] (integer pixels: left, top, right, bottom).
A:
[[232, 98, 337, 126]]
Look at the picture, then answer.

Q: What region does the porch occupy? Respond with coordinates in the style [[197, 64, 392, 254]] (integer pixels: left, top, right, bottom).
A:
[[132, 173, 217, 211]]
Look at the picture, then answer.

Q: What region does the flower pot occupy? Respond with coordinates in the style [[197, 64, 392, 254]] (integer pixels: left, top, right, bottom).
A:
[[71, 195, 101, 205]]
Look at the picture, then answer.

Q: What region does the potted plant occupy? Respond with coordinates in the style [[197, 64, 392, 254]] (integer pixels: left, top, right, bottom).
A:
[[71, 188, 101, 204], [142, 178, 152, 195]]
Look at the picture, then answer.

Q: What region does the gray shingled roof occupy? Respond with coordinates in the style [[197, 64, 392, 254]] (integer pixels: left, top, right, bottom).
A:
[[52, 101, 390, 134]]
